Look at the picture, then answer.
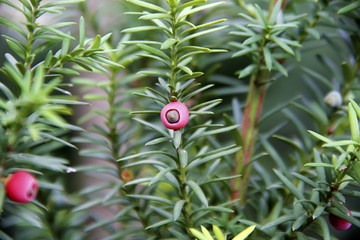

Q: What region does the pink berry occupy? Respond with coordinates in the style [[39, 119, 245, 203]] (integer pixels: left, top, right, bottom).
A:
[[160, 101, 189, 130], [328, 209, 352, 231], [5, 171, 38, 203]]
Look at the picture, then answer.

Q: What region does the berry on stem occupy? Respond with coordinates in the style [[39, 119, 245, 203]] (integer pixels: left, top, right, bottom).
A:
[[160, 101, 189, 130], [328, 208, 352, 231], [5, 171, 38, 203]]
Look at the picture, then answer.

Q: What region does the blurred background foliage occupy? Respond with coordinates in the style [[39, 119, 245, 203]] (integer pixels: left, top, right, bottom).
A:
[[0, 0, 359, 239]]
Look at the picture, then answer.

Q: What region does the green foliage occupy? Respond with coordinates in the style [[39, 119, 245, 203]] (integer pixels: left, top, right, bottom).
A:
[[110, 0, 239, 238], [0, 0, 121, 238], [0, 0, 359, 239], [255, 100, 360, 238], [230, 0, 301, 77], [70, 33, 150, 239]]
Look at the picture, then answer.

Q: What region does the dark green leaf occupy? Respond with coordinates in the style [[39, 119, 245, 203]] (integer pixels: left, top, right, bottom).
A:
[[188, 145, 240, 169], [232, 47, 256, 58], [177, 72, 203, 82], [186, 180, 208, 207], [173, 200, 187, 221], [271, 36, 295, 55], [176, 0, 206, 13], [72, 199, 103, 212], [148, 167, 175, 186], [349, 102, 360, 142], [337, 1, 360, 14], [350, 161, 360, 184], [178, 1, 224, 20], [146, 219, 173, 229], [126, 0, 168, 13], [313, 205, 326, 219], [179, 26, 228, 45], [118, 151, 175, 162], [201, 175, 241, 185], [308, 130, 344, 153], [89, 35, 101, 49], [350, 99, 360, 119], [192, 206, 233, 217], [181, 84, 214, 101], [123, 159, 169, 168], [40, 132, 77, 149], [269, 0, 282, 25], [78, 16, 85, 48], [6, 39, 25, 59], [261, 215, 296, 230], [238, 64, 258, 79], [263, 46, 272, 71], [273, 169, 303, 200], [138, 43, 170, 61], [133, 117, 170, 138], [243, 35, 263, 45], [301, 66, 333, 89], [122, 26, 164, 33], [261, 138, 287, 173], [323, 140, 359, 148], [0, 184, 4, 213], [340, 189, 360, 197], [41, 25, 75, 40], [316, 217, 330, 240], [178, 149, 188, 168], [128, 194, 172, 205], [273, 56, 288, 76], [52, 67, 79, 75], [41, 0, 84, 7], [8, 153, 68, 172], [145, 137, 169, 146], [0, 231, 12, 240], [187, 125, 239, 144], [292, 215, 308, 231], [161, 38, 178, 49], [173, 130, 182, 149], [304, 163, 335, 168], [139, 13, 171, 20], [291, 172, 318, 188], [0, 17, 26, 37], [253, 4, 267, 26], [123, 177, 152, 187]]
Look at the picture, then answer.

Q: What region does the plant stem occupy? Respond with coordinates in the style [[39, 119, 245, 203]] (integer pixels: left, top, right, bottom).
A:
[[107, 69, 156, 238], [24, 4, 38, 69], [232, 68, 268, 203], [108, 71, 122, 162], [232, 0, 326, 204], [177, 147, 193, 235], [286, 163, 352, 239], [167, 8, 194, 235]]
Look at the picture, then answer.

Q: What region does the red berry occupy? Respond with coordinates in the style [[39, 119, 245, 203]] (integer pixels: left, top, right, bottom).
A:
[[160, 101, 189, 130], [328, 209, 352, 231], [5, 171, 38, 203]]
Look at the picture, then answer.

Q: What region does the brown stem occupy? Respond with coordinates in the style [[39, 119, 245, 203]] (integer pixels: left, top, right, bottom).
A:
[[232, 70, 269, 202], [231, 0, 326, 204]]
